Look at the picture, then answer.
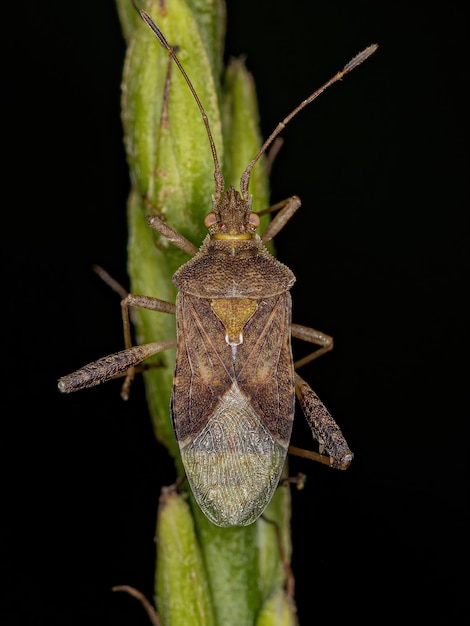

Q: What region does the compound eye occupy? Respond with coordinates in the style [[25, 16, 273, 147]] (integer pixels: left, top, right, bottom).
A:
[[204, 212, 217, 228], [248, 213, 260, 229]]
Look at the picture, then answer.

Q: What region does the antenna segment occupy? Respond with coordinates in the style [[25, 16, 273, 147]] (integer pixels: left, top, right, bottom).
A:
[[133, 2, 377, 201]]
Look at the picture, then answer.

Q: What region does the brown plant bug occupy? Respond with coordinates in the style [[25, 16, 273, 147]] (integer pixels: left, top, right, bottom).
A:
[[58, 3, 377, 527]]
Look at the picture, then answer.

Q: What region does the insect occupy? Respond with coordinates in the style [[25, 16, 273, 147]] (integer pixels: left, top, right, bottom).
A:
[[58, 3, 377, 527]]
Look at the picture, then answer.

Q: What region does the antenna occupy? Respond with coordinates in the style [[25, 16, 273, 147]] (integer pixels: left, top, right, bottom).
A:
[[133, 1, 377, 202], [132, 1, 225, 199], [240, 44, 378, 198]]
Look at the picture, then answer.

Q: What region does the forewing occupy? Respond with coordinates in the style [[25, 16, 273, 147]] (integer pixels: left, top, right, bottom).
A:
[[171, 293, 234, 442], [171, 291, 295, 526], [236, 293, 296, 445]]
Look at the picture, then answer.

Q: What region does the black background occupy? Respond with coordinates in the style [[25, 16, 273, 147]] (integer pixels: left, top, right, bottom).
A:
[[2, 1, 468, 624]]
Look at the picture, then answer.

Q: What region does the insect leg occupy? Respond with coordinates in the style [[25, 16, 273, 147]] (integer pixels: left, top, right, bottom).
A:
[[58, 339, 176, 395], [146, 214, 199, 256], [291, 323, 334, 369], [293, 374, 353, 470], [258, 196, 302, 243], [93, 264, 178, 398], [93, 264, 176, 350], [119, 293, 176, 399], [134, 194, 199, 257], [57, 282, 177, 398], [289, 325, 352, 469]]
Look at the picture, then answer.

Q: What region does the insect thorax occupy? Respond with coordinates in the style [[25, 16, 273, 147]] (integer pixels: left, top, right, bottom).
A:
[[172, 235, 295, 298]]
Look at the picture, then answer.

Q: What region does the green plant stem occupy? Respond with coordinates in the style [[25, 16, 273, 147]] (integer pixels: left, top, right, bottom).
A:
[[115, 1, 296, 624]]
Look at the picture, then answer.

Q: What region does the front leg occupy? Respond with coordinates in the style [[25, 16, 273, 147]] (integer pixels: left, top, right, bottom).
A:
[[146, 214, 199, 257], [258, 196, 302, 243]]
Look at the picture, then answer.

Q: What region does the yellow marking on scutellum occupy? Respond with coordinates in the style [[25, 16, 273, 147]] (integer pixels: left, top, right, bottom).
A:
[[211, 298, 258, 345]]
